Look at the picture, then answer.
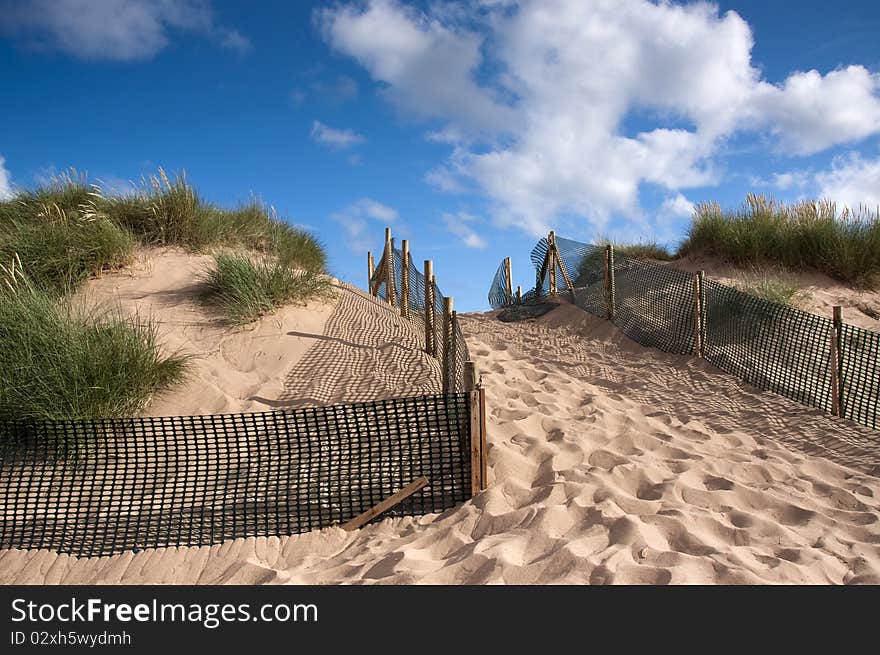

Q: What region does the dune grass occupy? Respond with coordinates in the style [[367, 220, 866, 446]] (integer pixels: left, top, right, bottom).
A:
[[0, 168, 327, 296], [729, 270, 805, 306], [0, 259, 190, 423], [0, 172, 135, 294], [200, 252, 333, 326], [678, 194, 880, 288], [0, 169, 326, 424], [101, 169, 326, 272]]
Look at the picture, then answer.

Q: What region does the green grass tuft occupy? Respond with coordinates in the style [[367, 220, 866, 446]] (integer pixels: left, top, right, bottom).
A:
[[678, 194, 880, 288], [0, 263, 190, 423], [200, 253, 333, 326]]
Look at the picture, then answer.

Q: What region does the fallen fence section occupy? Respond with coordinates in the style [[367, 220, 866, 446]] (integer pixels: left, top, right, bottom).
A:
[[0, 392, 487, 557], [492, 232, 880, 433]]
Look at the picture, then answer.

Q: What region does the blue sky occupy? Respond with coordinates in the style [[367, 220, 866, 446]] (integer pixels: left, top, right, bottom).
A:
[[1, 1, 879, 311]]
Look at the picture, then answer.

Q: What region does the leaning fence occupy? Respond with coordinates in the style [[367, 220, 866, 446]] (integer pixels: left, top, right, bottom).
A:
[[367, 228, 471, 394], [489, 232, 880, 432], [0, 392, 487, 557]]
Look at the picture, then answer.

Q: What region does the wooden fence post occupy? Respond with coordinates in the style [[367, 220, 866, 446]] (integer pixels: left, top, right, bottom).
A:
[[367, 251, 375, 296], [400, 239, 410, 319], [464, 361, 478, 392], [469, 387, 487, 495], [831, 306, 842, 417], [389, 236, 397, 308], [548, 231, 558, 295], [423, 260, 434, 356], [503, 257, 513, 300], [442, 297, 454, 393], [604, 244, 615, 320], [384, 228, 394, 306], [516, 285, 522, 302]]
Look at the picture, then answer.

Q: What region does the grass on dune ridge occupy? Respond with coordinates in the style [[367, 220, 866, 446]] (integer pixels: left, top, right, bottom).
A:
[[0, 169, 329, 425], [0, 257, 190, 423], [200, 253, 334, 326], [0, 168, 326, 295], [679, 193, 880, 288]]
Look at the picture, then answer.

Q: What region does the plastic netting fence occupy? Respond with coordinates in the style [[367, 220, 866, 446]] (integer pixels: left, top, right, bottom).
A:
[[840, 323, 880, 429], [371, 247, 470, 392], [702, 279, 835, 412], [493, 233, 880, 432], [0, 394, 473, 557]]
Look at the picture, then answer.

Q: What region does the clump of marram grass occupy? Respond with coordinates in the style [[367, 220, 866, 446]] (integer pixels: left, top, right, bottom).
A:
[[0, 169, 327, 298], [728, 269, 806, 307], [200, 253, 333, 326], [0, 258, 190, 423], [99, 169, 327, 272], [678, 194, 880, 288], [0, 171, 135, 293]]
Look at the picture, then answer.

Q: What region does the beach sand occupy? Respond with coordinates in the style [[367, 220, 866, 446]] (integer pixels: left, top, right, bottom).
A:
[[2, 271, 879, 584]]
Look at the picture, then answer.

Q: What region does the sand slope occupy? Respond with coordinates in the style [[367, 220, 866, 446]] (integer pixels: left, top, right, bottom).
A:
[[2, 301, 879, 584]]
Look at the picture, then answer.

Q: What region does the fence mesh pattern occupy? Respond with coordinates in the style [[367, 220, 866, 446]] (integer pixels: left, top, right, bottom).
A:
[[702, 279, 835, 412], [0, 394, 473, 557], [370, 247, 471, 392], [613, 252, 696, 355], [840, 323, 880, 429], [492, 233, 880, 433]]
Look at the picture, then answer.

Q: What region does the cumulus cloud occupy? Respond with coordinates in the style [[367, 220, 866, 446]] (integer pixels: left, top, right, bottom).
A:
[[319, 0, 880, 236], [0, 0, 250, 60], [0, 156, 13, 200], [815, 152, 880, 211], [332, 198, 399, 252], [310, 120, 366, 150], [442, 211, 487, 249]]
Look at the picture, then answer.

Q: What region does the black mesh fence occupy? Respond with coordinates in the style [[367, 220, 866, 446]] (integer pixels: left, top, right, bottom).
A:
[[0, 394, 473, 557], [370, 246, 471, 393], [702, 279, 835, 412], [840, 323, 880, 429], [488, 260, 513, 310], [492, 233, 880, 433], [613, 252, 696, 355]]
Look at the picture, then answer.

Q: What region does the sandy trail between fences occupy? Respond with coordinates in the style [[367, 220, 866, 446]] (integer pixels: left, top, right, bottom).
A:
[[2, 300, 880, 584]]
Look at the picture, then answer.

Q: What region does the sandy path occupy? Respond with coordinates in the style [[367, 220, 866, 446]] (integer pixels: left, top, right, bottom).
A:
[[2, 303, 879, 584]]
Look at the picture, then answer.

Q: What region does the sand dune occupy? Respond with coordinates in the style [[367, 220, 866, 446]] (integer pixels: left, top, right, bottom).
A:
[[2, 297, 879, 584]]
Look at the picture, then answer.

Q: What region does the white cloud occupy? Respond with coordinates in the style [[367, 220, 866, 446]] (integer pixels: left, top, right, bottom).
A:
[[442, 211, 487, 249], [751, 67, 880, 156], [658, 193, 695, 221], [815, 152, 880, 211], [332, 198, 399, 252], [0, 156, 13, 200], [0, 0, 250, 61], [319, 0, 880, 237], [310, 120, 366, 150]]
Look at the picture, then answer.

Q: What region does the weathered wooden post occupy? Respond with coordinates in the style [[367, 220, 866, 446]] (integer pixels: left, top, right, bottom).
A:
[[604, 244, 615, 320], [384, 228, 394, 306], [424, 260, 435, 356], [503, 257, 513, 301], [442, 297, 454, 393], [516, 285, 522, 302], [389, 236, 397, 308], [548, 231, 558, 295], [831, 306, 842, 417], [400, 239, 410, 319], [464, 361, 479, 392], [367, 251, 375, 297]]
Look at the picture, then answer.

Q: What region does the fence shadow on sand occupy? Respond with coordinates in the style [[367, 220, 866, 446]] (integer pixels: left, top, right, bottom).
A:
[[250, 283, 442, 410]]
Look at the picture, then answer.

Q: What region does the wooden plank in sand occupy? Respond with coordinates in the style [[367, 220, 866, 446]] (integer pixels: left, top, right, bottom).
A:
[[342, 477, 429, 531]]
